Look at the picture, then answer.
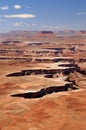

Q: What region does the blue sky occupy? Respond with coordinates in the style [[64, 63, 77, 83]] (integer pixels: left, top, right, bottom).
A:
[[0, 0, 86, 32]]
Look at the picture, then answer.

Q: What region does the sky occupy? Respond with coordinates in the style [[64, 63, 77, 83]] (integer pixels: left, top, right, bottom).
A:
[[0, 0, 86, 32]]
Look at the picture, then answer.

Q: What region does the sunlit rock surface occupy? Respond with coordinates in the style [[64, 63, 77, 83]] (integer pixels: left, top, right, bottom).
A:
[[0, 33, 86, 130]]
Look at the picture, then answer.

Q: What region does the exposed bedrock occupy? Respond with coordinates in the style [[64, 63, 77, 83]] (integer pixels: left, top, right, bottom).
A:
[[6, 68, 76, 77], [62, 65, 86, 76], [68, 71, 86, 88], [22, 69, 60, 75], [43, 47, 65, 51], [53, 58, 75, 63], [6, 72, 25, 77], [63, 68, 76, 75], [58, 64, 78, 67], [78, 69, 86, 75], [33, 58, 75, 63], [79, 58, 86, 62], [7, 68, 85, 77], [6, 62, 86, 77], [11, 83, 78, 99], [44, 74, 55, 78]]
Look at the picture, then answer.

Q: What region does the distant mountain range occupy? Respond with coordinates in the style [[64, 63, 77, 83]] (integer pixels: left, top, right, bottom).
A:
[[0, 30, 86, 37]]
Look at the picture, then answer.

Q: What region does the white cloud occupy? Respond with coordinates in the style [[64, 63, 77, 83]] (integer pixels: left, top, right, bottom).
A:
[[4, 14, 36, 18], [0, 6, 9, 10], [12, 22, 38, 28], [22, 5, 31, 9], [42, 25, 68, 29], [54, 25, 67, 29], [15, 22, 20, 27], [26, 23, 30, 27], [77, 12, 86, 15], [14, 5, 22, 9], [14, 22, 23, 27], [32, 23, 38, 26]]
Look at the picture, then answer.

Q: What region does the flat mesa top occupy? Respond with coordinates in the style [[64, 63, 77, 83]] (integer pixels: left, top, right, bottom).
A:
[[26, 62, 73, 70], [34, 56, 73, 59]]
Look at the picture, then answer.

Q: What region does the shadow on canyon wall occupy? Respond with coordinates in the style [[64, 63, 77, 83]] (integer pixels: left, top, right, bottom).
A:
[[11, 83, 78, 99]]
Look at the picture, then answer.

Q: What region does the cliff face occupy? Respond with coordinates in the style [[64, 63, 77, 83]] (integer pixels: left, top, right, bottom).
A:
[[0, 35, 86, 130], [36, 31, 56, 37], [69, 72, 86, 88], [77, 30, 86, 36]]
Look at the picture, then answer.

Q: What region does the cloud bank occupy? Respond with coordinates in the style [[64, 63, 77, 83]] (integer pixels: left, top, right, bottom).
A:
[[14, 5, 22, 9], [4, 14, 36, 18], [0, 6, 9, 10], [14, 22, 24, 27]]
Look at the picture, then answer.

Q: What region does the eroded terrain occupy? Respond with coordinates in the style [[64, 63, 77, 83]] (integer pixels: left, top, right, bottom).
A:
[[0, 31, 86, 130]]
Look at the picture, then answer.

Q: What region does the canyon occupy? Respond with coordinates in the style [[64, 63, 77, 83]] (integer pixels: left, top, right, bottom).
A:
[[0, 31, 86, 130]]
